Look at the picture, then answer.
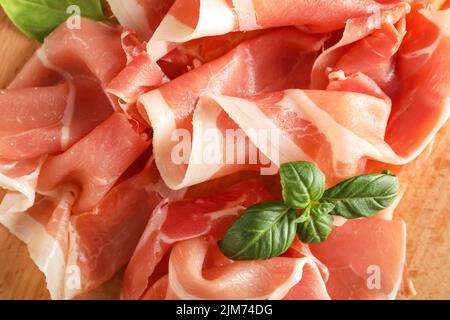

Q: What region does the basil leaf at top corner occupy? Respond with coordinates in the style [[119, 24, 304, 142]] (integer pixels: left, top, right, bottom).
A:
[[0, 0, 108, 42], [218, 202, 296, 260], [321, 172, 399, 219], [296, 203, 334, 243], [280, 161, 325, 209]]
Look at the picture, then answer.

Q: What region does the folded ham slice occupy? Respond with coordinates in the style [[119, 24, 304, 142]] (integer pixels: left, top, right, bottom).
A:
[[139, 27, 327, 189], [149, 236, 330, 300], [122, 178, 276, 299], [37, 113, 149, 213], [0, 19, 166, 299], [0, 19, 129, 160], [1, 158, 168, 299], [146, 0, 411, 60], [310, 219, 406, 299], [106, 30, 167, 106], [107, 0, 176, 40], [386, 8, 450, 160]]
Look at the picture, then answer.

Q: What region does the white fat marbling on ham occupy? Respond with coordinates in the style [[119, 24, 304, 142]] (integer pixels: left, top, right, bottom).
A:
[[148, 0, 235, 60], [0, 159, 43, 215], [203, 94, 311, 164], [107, 0, 151, 39], [232, 0, 262, 30], [0, 194, 71, 299], [36, 48, 76, 149]]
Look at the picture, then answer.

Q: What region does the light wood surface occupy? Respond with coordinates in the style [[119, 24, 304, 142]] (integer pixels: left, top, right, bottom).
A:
[[0, 9, 448, 300]]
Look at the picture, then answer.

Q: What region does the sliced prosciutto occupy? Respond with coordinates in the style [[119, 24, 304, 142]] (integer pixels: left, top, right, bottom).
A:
[[0, 18, 128, 221], [1, 158, 168, 299], [146, 0, 411, 60], [0, 19, 163, 299], [107, 0, 176, 40], [0, 19, 127, 160], [122, 178, 276, 299], [145, 236, 330, 300], [140, 6, 449, 189], [310, 219, 406, 300], [139, 27, 327, 189], [106, 29, 167, 106], [385, 8, 450, 160], [37, 113, 149, 213], [0, 0, 448, 302]]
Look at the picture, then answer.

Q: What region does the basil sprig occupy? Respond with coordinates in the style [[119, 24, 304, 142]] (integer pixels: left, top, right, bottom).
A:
[[219, 161, 399, 260], [0, 0, 109, 42]]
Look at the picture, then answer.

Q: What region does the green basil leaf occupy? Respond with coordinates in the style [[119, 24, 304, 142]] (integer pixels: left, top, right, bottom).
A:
[[280, 161, 325, 209], [218, 202, 296, 260], [321, 172, 399, 219], [0, 0, 108, 42], [294, 211, 309, 224], [296, 203, 334, 243]]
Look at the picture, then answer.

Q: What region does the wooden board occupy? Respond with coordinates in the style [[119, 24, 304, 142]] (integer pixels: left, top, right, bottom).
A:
[[0, 9, 448, 300]]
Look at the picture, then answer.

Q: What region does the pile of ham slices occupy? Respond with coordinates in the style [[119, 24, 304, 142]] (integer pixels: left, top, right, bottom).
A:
[[0, 0, 449, 300]]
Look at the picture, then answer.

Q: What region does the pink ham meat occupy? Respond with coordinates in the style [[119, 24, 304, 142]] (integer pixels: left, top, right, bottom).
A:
[[124, 178, 329, 300], [144, 237, 330, 300], [0, 18, 128, 220], [37, 113, 149, 213], [122, 178, 276, 299], [0, 19, 166, 298], [146, 0, 411, 60], [106, 30, 166, 106], [141, 6, 449, 188], [0, 111, 164, 299], [1, 158, 167, 299], [132, 194, 406, 301], [0, 19, 127, 160], [0, 111, 178, 299], [311, 5, 409, 90], [1, 0, 449, 302], [310, 219, 406, 300], [107, 0, 176, 40], [386, 8, 450, 160], [139, 27, 327, 189]]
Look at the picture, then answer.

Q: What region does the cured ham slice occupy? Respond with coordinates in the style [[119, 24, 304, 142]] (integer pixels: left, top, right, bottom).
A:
[[0, 19, 130, 160], [1, 158, 169, 299], [106, 30, 166, 106], [147, 237, 329, 300], [385, 8, 450, 160], [0, 19, 163, 299], [311, 4, 409, 90], [0, 79, 114, 160], [0, 113, 162, 299], [107, 0, 176, 40], [158, 30, 264, 79], [146, 0, 410, 60], [0, 158, 43, 216], [310, 219, 406, 299], [153, 6, 448, 188], [66, 160, 172, 297], [139, 28, 327, 189], [37, 113, 149, 213], [1, 0, 448, 302], [122, 178, 275, 299], [0, 18, 129, 221]]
